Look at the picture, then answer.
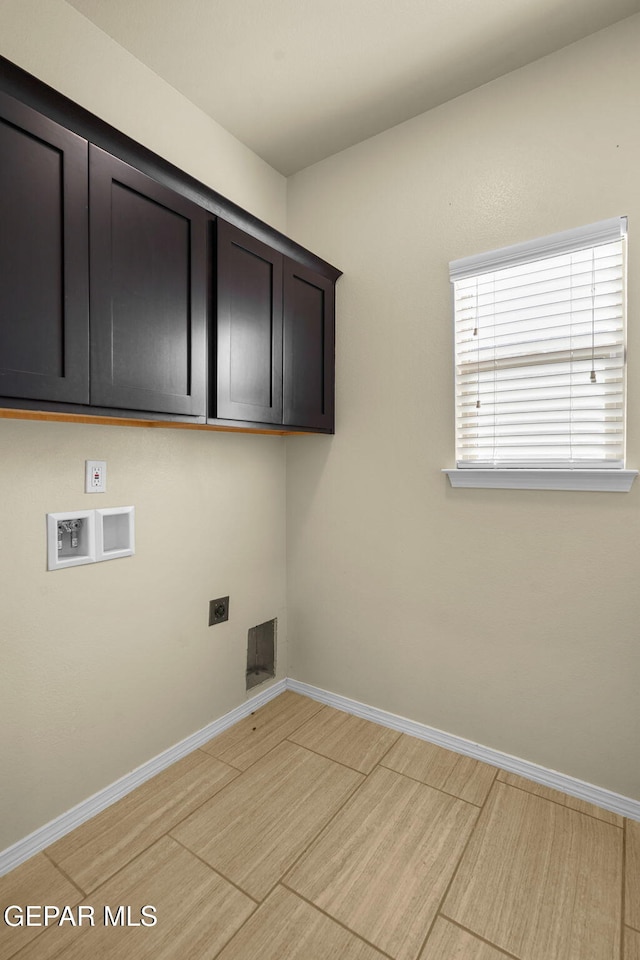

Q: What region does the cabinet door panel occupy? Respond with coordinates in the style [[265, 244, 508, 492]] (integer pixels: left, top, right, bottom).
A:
[[283, 261, 335, 431], [215, 220, 283, 424], [0, 91, 89, 403], [89, 146, 206, 416]]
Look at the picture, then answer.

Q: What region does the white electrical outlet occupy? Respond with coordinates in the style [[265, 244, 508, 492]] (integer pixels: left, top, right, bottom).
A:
[[85, 460, 107, 493]]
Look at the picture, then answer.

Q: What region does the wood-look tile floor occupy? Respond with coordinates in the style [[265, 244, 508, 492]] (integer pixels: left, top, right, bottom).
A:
[[0, 691, 634, 960]]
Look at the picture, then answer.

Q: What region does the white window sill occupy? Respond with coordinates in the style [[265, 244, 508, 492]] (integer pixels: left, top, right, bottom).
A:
[[443, 469, 638, 492]]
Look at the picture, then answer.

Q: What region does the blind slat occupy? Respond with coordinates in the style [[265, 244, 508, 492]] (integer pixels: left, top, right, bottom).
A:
[[457, 315, 623, 341], [457, 289, 623, 322], [456, 347, 624, 374], [459, 379, 623, 396]]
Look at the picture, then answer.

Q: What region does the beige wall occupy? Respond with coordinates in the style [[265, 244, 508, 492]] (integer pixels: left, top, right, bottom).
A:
[[0, 1, 288, 851], [1, 423, 287, 851], [286, 16, 640, 800]]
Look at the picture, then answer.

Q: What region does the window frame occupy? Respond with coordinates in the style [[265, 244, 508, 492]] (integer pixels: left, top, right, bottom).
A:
[[443, 218, 637, 492]]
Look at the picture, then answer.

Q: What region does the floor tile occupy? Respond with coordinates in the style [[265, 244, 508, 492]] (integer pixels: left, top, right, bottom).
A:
[[216, 886, 388, 960], [14, 836, 255, 960], [420, 918, 513, 960], [46, 750, 239, 892], [626, 927, 640, 960], [2, 694, 627, 960], [286, 765, 478, 960], [288, 705, 401, 773], [171, 740, 362, 900], [200, 691, 324, 770], [443, 782, 622, 960], [0, 854, 81, 960], [627, 820, 640, 930], [382, 735, 497, 805], [497, 770, 624, 826]]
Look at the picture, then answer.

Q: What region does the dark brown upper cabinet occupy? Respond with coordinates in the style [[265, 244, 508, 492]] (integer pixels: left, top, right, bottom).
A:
[[216, 219, 284, 425], [283, 259, 335, 431], [0, 58, 340, 432], [0, 90, 89, 404], [214, 220, 335, 433], [89, 145, 207, 417]]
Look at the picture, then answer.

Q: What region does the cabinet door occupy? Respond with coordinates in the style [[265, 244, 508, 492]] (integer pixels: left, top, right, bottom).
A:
[[215, 220, 283, 424], [0, 91, 89, 404], [89, 146, 206, 416], [283, 260, 335, 431]]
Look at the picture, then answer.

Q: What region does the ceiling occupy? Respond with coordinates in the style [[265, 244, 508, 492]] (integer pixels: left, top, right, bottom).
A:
[[66, 0, 640, 175]]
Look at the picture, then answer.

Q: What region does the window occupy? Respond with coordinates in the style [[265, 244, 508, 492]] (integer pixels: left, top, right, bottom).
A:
[[445, 218, 636, 491]]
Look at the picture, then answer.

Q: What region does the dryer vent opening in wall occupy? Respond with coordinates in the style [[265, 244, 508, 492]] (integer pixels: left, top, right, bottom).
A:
[[246, 619, 276, 690]]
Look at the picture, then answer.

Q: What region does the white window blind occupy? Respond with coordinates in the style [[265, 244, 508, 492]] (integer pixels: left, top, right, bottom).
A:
[[450, 218, 627, 469]]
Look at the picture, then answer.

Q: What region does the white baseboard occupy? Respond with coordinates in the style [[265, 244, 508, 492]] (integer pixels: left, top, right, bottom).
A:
[[0, 679, 287, 878], [287, 678, 640, 822], [2, 673, 637, 878]]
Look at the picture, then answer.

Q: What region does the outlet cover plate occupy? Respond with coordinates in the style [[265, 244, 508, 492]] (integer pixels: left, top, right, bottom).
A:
[[85, 460, 107, 493], [209, 596, 229, 625]]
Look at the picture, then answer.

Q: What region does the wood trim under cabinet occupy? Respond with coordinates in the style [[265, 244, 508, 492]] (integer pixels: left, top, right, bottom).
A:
[[0, 408, 324, 436]]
